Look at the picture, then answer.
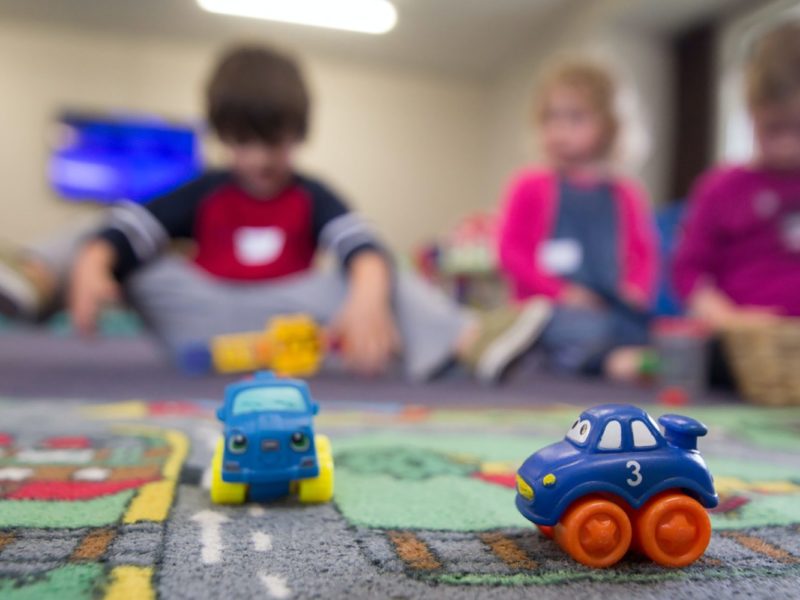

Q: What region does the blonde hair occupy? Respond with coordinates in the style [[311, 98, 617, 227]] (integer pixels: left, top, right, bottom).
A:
[[746, 21, 800, 109], [533, 59, 620, 157]]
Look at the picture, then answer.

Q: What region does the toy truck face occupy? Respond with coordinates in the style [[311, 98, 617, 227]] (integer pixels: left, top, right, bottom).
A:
[[516, 404, 718, 526], [217, 373, 321, 484]]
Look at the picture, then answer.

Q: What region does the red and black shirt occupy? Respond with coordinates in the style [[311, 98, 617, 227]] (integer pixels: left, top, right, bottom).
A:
[[97, 171, 382, 281]]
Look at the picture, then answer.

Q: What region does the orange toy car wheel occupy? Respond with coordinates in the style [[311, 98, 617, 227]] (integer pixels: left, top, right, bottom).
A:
[[635, 492, 711, 567], [554, 496, 632, 568], [537, 524, 554, 539]]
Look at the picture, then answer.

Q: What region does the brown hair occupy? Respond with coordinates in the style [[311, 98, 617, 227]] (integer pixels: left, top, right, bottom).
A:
[[746, 21, 800, 109], [533, 59, 619, 157], [207, 44, 310, 143]]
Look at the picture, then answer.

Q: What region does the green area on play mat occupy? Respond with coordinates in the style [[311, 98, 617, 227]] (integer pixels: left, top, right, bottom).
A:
[[331, 407, 800, 532], [0, 491, 136, 528], [0, 564, 104, 599]]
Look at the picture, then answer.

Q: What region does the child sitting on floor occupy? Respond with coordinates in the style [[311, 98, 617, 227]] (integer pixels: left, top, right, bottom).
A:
[[496, 59, 659, 381], [673, 22, 800, 326], [0, 44, 548, 383], [672, 22, 800, 384]]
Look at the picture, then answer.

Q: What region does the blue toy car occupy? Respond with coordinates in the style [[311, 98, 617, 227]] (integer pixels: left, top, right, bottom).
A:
[[516, 404, 717, 568], [210, 371, 334, 504]]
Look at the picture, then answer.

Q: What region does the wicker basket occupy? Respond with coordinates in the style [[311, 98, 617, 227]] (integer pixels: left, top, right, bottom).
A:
[[722, 319, 800, 406]]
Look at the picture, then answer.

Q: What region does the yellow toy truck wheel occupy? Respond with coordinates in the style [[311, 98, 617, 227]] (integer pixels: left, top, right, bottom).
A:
[[210, 438, 248, 505], [298, 434, 334, 503]]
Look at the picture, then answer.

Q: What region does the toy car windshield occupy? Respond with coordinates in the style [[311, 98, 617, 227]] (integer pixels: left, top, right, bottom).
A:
[[232, 386, 308, 416]]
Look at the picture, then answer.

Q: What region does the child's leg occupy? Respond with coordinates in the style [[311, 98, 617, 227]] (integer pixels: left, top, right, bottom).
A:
[[0, 216, 102, 318], [538, 306, 614, 374], [128, 261, 474, 379], [392, 272, 478, 380], [602, 307, 651, 382], [128, 261, 540, 382]]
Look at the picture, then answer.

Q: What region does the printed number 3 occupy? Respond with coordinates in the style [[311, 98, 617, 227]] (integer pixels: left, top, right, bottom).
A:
[[626, 460, 642, 487]]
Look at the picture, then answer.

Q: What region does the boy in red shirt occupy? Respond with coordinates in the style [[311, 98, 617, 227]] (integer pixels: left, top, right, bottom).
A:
[[0, 45, 548, 382]]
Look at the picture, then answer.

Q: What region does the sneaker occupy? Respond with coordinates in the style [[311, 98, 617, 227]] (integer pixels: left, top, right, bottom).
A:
[[0, 255, 42, 319], [467, 298, 553, 384]]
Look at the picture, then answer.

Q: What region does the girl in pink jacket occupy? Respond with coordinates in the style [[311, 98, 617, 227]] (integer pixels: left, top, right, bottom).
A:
[[497, 60, 659, 381]]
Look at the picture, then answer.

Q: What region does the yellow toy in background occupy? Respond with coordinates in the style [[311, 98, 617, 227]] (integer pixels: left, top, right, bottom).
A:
[[267, 315, 325, 377], [179, 314, 326, 378]]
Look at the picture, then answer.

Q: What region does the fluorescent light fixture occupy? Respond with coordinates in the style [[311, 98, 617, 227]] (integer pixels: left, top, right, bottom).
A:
[[197, 0, 398, 34]]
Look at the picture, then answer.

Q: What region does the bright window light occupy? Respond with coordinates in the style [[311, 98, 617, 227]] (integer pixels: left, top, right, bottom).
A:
[[197, 0, 398, 34]]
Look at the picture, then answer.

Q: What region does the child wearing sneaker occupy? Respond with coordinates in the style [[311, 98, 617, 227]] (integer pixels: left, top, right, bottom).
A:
[[497, 59, 659, 380], [0, 44, 546, 383]]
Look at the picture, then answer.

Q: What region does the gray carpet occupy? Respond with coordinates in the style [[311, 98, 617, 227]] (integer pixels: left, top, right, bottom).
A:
[[4, 330, 787, 600], [1, 397, 799, 600], [0, 330, 736, 407]]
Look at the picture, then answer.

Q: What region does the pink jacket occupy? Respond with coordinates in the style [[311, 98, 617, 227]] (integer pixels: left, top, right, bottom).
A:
[[497, 168, 659, 305]]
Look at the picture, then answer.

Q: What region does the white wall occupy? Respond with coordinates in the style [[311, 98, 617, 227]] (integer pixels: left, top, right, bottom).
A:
[[0, 8, 677, 254], [715, 0, 800, 163], [483, 1, 675, 206], [0, 20, 490, 253]]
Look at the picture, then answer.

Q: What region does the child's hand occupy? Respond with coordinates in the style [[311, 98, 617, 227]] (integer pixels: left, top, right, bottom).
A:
[[620, 283, 649, 310], [560, 284, 605, 311], [690, 285, 780, 330], [329, 294, 400, 376], [68, 240, 121, 336], [328, 251, 400, 376]]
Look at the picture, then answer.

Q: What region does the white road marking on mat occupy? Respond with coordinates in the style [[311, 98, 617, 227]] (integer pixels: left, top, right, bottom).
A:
[[16, 449, 93, 464], [73, 467, 110, 481], [252, 531, 273, 552], [259, 574, 291, 599], [201, 467, 212, 490], [0, 467, 33, 481], [248, 505, 266, 517], [190, 510, 229, 564]]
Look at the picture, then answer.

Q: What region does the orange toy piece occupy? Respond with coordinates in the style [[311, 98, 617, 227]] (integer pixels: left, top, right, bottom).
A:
[[554, 496, 633, 568], [634, 492, 712, 567], [536, 524, 554, 539]]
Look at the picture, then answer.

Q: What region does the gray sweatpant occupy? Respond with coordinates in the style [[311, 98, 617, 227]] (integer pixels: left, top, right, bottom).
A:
[[26, 220, 472, 381]]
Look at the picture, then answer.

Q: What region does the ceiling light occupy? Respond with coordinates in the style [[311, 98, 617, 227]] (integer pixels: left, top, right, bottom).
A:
[[197, 0, 398, 34]]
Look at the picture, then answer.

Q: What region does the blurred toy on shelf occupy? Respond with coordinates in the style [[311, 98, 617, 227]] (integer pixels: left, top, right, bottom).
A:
[[516, 404, 717, 568], [414, 210, 508, 309], [439, 211, 498, 276], [179, 314, 325, 377], [653, 317, 711, 403], [210, 371, 334, 505]]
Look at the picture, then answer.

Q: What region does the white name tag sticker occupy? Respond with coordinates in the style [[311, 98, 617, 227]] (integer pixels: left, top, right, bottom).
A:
[[538, 238, 583, 275], [234, 226, 286, 266]]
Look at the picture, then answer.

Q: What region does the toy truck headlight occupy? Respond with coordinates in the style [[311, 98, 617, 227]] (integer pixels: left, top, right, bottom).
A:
[[228, 432, 248, 454], [290, 432, 311, 452], [516, 474, 534, 501]]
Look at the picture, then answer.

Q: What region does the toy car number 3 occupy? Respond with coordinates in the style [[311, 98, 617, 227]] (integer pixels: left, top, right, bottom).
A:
[[626, 460, 642, 486]]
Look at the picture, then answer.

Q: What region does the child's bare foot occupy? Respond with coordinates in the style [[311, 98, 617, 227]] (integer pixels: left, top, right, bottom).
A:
[[0, 253, 56, 319], [604, 346, 647, 383]]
